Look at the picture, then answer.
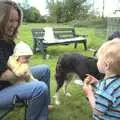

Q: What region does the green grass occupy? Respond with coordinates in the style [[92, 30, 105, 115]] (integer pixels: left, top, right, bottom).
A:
[[4, 23, 106, 120]]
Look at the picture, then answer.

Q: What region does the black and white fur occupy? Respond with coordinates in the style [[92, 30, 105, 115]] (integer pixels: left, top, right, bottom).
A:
[[55, 53, 104, 105]]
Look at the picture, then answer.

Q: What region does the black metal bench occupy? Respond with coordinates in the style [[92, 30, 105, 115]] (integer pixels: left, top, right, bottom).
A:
[[31, 27, 88, 57], [0, 95, 27, 120]]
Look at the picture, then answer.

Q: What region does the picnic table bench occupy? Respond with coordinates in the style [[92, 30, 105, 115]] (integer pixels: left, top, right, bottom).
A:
[[31, 27, 88, 57]]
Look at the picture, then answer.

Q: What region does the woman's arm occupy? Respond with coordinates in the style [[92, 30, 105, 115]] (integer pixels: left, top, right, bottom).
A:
[[0, 68, 31, 83], [0, 69, 17, 81]]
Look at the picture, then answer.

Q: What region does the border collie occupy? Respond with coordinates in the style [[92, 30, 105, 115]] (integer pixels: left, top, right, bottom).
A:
[[55, 53, 104, 105]]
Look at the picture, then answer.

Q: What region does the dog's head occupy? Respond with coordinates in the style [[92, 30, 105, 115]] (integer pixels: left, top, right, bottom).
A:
[[55, 56, 67, 91], [85, 57, 105, 80]]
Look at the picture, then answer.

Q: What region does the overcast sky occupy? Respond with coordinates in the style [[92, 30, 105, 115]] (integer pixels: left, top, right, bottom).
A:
[[13, 0, 120, 16], [13, 0, 49, 15]]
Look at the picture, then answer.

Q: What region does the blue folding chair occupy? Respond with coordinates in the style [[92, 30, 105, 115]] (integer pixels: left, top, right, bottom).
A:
[[0, 95, 28, 120], [0, 81, 28, 120]]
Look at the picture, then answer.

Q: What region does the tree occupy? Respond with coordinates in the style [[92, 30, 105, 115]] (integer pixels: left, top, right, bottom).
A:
[[47, 0, 90, 23], [64, 0, 89, 20], [24, 7, 41, 22], [47, 0, 65, 23]]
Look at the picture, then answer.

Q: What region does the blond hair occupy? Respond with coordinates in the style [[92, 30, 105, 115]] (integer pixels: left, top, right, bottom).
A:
[[0, 0, 23, 40], [97, 39, 120, 74]]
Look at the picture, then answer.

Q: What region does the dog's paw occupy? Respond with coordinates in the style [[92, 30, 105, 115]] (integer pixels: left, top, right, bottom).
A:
[[55, 100, 60, 105], [52, 95, 56, 98], [65, 92, 71, 97]]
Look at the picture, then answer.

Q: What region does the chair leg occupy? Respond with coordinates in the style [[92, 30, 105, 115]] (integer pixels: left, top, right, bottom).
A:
[[0, 108, 14, 120], [24, 106, 27, 120], [83, 41, 87, 50], [15, 96, 28, 120], [39, 40, 46, 59], [0, 96, 28, 120], [33, 39, 37, 54]]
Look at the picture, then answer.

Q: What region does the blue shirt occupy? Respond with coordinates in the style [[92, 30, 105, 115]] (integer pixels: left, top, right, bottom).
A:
[[93, 76, 120, 120]]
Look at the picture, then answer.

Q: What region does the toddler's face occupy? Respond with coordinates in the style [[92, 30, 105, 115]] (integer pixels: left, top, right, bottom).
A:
[[97, 56, 106, 73], [18, 55, 31, 64]]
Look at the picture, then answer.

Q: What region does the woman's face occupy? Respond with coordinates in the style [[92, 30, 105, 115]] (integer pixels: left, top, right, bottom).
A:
[[5, 7, 19, 37]]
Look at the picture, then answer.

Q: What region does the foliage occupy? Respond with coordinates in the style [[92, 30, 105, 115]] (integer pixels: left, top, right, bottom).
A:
[[64, 0, 90, 21], [19, 3, 46, 23], [68, 17, 107, 28], [23, 7, 40, 22], [47, 0, 90, 23], [46, 0, 65, 23], [18, 0, 106, 28]]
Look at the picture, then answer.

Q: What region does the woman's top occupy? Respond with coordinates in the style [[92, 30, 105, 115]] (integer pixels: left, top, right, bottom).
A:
[[0, 39, 15, 77]]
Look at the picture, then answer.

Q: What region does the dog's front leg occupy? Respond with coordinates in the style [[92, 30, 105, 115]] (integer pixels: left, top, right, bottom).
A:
[[55, 91, 61, 105], [64, 81, 71, 97]]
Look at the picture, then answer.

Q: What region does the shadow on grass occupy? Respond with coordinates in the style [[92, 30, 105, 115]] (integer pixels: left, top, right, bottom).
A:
[[33, 44, 94, 60]]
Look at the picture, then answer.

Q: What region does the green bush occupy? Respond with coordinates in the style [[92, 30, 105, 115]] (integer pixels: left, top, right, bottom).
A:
[[68, 17, 107, 28]]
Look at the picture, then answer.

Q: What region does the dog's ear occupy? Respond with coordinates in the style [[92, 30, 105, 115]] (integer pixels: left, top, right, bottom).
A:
[[56, 63, 62, 71], [85, 57, 98, 72]]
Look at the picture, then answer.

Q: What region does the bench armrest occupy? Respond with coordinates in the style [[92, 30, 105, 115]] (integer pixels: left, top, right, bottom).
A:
[[77, 34, 88, 37], [32, 37, 44, 40], [80, 34, 88, 37]]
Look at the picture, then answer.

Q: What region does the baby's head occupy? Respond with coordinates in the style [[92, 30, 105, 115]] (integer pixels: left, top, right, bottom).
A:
[[13, 41, 33, 63], [17, 55, 31, 64], [97, 39, 120, 75]]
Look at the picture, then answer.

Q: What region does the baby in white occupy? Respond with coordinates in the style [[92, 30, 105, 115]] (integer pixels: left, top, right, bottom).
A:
[[7, 41, 34, 83]]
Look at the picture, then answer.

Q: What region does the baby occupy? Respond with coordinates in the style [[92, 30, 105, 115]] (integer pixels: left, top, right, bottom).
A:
[[7, 41, 34, 83]]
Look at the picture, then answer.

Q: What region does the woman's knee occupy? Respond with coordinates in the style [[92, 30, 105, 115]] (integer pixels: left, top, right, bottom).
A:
[[37, 64, 50, 80], [31, 81, 48, 97], [31, 64, 50, 78], [36, 81, 48, 91], [40, 64, 50, 74]]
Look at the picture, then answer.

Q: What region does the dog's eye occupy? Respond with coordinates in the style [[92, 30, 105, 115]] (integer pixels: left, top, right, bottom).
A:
[[56, 64, 62, 71]]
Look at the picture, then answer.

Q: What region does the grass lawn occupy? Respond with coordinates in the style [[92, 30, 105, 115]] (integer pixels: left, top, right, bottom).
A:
[[3, 23, 106, 120]]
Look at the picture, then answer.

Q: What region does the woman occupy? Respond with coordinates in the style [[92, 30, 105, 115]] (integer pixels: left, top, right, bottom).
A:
[[0, 1, 52, 120]]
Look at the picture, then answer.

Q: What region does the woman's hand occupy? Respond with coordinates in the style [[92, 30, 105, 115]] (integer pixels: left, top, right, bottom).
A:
[[0, 69, 30, 83], [0, 69, 17, 81], [17, 72, 30, 81]]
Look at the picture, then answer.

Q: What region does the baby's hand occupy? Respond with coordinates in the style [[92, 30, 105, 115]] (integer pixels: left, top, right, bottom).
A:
[[17, 72, 30, 81]]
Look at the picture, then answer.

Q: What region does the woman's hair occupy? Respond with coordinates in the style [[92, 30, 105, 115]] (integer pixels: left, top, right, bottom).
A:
[[0, 0, 23, 40], [97, 39, 120, 74]]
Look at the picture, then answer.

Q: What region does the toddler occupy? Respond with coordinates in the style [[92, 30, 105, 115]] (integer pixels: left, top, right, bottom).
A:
[[83, 39, 120, 120]]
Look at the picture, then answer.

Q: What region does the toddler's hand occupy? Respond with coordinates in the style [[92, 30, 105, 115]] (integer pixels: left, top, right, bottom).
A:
[[85, 74, 98, 85], [83, 79, 93, 96]]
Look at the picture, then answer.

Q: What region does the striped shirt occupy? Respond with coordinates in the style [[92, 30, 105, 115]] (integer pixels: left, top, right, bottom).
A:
[[93, 76, 120, 120]]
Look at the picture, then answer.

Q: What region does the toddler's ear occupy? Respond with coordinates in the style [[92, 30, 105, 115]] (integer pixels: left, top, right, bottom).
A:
[[105, 60, 112, 70]]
